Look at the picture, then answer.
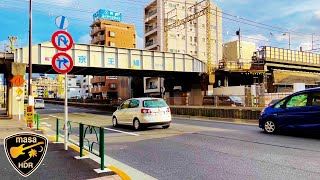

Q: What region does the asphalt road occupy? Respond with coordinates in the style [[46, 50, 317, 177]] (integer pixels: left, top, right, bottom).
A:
[[41, 103, 320, 180]]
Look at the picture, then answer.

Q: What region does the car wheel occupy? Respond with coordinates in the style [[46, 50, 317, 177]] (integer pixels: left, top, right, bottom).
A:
[[133, 119, 141, 131], [264, 120, 276, 134], [162, 125, 170, 129], [112, 117, 118, 127]]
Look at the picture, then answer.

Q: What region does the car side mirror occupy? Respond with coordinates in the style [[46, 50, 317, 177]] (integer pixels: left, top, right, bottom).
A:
[[117, 106, 121, 110], [280, 104, 286, 109]]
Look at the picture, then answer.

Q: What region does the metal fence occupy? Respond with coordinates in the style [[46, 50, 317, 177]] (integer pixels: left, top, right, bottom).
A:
[[164, 93, 291, 107]]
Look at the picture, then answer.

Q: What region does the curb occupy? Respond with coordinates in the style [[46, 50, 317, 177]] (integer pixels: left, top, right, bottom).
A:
[[173, 115, 258, 126]]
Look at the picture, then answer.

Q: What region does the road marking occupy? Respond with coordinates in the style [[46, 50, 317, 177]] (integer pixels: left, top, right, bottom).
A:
[[104, 127, 140, 136], [49, 115, 63, 119], [40, 118, 50, 120]]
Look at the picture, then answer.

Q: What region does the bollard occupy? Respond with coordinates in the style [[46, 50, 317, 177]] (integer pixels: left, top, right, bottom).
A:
[[79, 123, 84, 157], [99, 127, 105, 170], [56, 119, 60, 142], [37, 114, 40, 130]]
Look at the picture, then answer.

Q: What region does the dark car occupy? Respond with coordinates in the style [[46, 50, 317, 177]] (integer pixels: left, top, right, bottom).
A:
[[259, 88, 320, 133], [203, 95, 244, 106]]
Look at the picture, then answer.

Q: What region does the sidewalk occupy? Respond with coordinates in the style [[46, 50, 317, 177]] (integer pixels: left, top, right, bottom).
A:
[[0, 119, 121, 180]]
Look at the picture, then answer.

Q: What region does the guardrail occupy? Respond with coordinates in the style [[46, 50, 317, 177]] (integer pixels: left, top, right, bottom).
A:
[[55, 118, 105, 171]]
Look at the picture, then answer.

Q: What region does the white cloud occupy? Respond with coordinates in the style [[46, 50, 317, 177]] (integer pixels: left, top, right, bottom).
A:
[[136, 35, 144, 49], [77, 34, 91, 44]]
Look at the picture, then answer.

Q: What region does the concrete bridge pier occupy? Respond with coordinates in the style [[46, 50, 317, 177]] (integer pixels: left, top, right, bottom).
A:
[[7, 62, 27, 120]]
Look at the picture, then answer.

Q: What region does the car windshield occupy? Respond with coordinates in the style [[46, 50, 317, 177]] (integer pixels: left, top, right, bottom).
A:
[[35, 99, 44, 103], [229, 96, 242, 101], [143, 99, 168, 108]]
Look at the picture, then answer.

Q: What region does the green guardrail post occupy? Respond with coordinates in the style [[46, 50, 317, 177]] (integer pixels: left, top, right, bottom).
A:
[[56, 119, 60, 142], [99, 127, 105, 170], [79, 123, 84, 157], [37, 114, 40, 130]]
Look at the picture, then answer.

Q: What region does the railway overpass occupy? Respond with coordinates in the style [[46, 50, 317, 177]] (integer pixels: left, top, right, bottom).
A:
[[2, 42, 208, 119]]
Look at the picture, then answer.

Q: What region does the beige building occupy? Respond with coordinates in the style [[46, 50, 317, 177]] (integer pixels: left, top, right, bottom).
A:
[[222, 40, 256, 70], [144, 0, 223, 67]]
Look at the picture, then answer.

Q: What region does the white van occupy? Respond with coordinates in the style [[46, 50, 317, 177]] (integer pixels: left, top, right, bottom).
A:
[[34, 99, 45, 109]]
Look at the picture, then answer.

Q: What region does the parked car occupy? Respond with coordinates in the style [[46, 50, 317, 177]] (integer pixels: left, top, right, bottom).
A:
[[259, 88, 320, 133], [203, 95, 244, 106], [34, 99, 45, 109], [112, 98, 172, 130]]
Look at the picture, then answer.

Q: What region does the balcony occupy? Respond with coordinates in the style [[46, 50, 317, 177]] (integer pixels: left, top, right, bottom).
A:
[[145, 10, 157, 22], [145, 40, 157, 48], [90, 27, 101, 36], [91, 76, 106, 84], [91, 86, 108, 94], [146, 10, 157, 18], [146, 25, 157, 32]]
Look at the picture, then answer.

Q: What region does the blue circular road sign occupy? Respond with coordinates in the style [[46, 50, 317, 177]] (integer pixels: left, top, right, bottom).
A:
[[55, 16, 69, 30]]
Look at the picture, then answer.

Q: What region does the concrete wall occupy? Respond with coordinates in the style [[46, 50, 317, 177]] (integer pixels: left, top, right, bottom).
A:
[[212, 86, 246, 96], [223, 40, 256, 69]]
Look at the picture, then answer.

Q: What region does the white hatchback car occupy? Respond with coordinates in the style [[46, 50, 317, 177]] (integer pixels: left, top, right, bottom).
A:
[[34, 99, 45, 109], [112, 98, 172, 130]]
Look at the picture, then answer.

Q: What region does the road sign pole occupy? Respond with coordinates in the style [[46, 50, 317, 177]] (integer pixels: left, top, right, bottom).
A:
[[18, 100, 21, 121], [64, 73, 68, 150]]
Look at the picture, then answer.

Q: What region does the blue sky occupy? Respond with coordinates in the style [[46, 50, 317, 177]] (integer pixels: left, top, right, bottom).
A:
[[0, 0, 320, 52]]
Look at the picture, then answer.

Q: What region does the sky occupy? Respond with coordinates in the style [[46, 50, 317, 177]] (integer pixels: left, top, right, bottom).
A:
[[0, 0, 320, 53]]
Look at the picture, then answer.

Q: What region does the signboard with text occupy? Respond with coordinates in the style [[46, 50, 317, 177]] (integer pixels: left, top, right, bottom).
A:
[[93, 9, 122, 22]]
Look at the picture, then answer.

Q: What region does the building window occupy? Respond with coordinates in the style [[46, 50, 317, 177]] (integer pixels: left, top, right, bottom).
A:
[[109, 41, 116, 47], [194, 37, 197, 42], [109, 31, 116, 37], [182, 35, 185, 40], [202, 38, 205, 42], [68, 84, 71, 86], [110, 83, 116, 89], [190, 36, 192, 42], [202, 24, 205, 28]]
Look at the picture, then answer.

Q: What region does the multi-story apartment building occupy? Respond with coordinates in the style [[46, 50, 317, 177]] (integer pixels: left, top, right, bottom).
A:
[[90, 10, 136, 48], [90, 9, 134, 100], [144, 0, 223, 66], [25, 75, 59, 98]]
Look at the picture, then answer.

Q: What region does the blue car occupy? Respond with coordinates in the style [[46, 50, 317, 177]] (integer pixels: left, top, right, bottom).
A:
[[259, 88, 320, 133]]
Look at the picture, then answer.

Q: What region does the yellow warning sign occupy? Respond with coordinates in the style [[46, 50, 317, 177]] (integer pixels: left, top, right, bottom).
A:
[[16, 88, 23, 96]]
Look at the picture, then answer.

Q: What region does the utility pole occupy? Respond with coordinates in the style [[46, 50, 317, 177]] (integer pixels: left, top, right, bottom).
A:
[[288, 32, 291, 50], [28, 0, 33, 100], [8, 36, 17, 52], [236, 28, 241, 61]]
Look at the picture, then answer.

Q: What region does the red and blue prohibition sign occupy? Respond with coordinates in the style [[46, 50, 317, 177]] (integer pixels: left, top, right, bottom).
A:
[[51, 52, 74, 74]]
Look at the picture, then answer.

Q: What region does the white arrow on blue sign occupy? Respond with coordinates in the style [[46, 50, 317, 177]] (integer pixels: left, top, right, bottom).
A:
[[55, 16, 69, 30]]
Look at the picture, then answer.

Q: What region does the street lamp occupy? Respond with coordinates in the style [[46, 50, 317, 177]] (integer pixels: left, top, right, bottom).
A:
[[282, 32, 291, 49]]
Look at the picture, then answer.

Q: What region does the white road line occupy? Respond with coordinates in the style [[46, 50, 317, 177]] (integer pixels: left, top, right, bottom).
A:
[[104, 127, 140, 136], [49, 115, 63, 119]]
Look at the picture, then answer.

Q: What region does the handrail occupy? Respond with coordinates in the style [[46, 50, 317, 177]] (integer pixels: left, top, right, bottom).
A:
[[55, 119, 105, 171]]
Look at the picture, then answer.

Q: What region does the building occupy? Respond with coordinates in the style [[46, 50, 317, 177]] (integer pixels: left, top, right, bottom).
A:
[[90, 9, 134, 100], [90, 10, 136, 48], [80, 75, 93, 98], [24, 75, 59, 98], [91, 76, 130, 100], [221, 40, 256, 70], [55, 74, 83, 99], [144, 0, 223, 66]]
